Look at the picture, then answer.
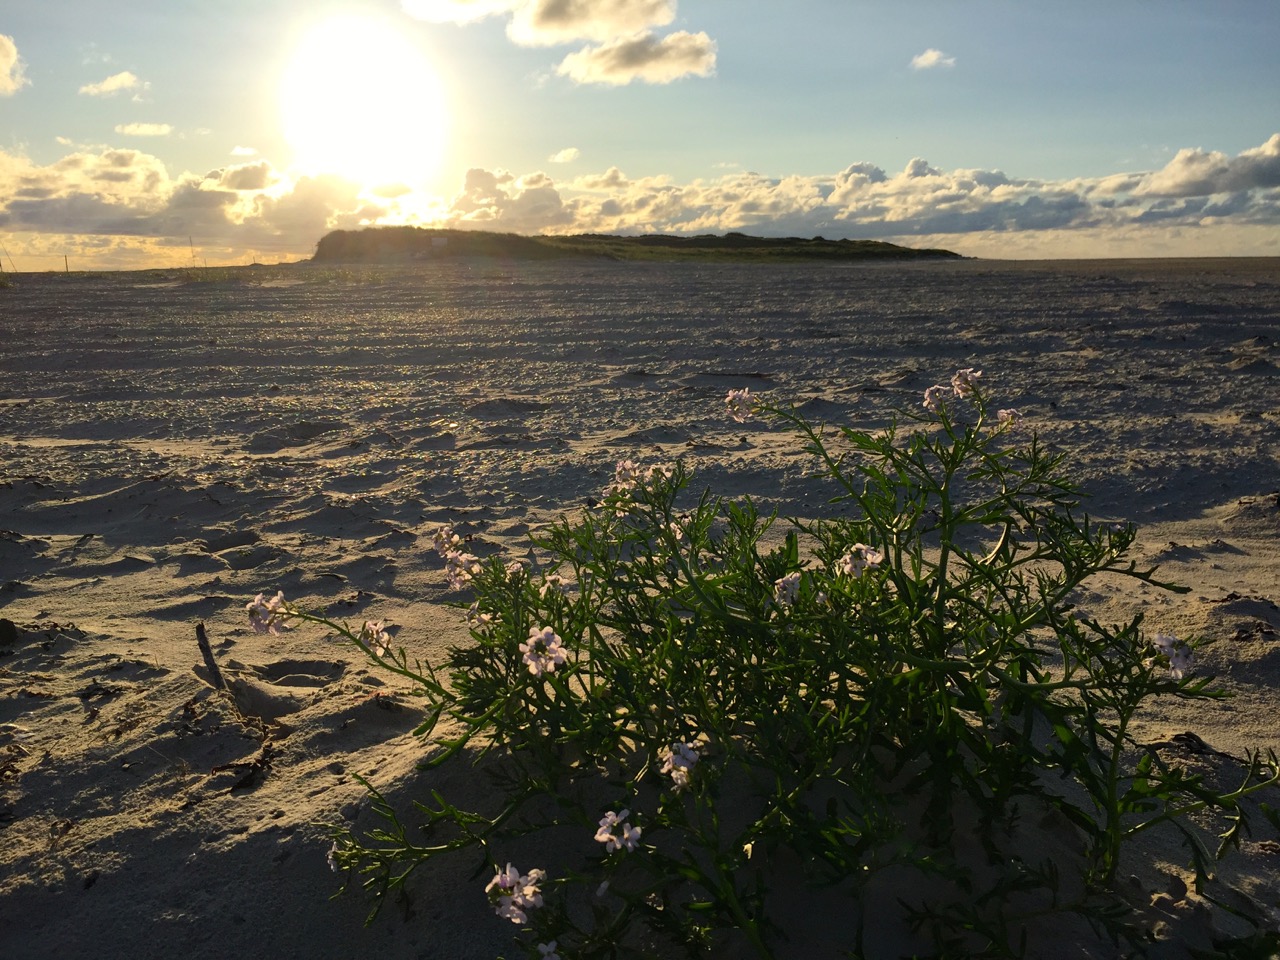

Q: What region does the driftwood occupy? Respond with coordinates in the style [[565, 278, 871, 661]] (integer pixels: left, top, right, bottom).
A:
[[194, 622, 226, 690]]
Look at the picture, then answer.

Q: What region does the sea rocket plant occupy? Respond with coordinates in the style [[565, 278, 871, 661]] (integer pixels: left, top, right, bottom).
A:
[[246, 590, 290, 634], [594, 810, 642, 853], [486, 863, 546, 924], [520, 626, 567, 677], [314, 368, 1278, 959], [659, 741, 701, 794]]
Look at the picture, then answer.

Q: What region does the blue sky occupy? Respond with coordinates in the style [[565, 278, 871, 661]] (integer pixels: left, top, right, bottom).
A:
[[1, 0, 1278, 269]]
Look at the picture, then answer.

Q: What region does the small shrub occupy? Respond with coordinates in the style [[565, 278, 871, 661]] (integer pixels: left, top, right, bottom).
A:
[[256, 370, 1280, 958]]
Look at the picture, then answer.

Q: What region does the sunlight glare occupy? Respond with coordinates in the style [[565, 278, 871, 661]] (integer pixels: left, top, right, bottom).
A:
[[279, 16, 447, 189]]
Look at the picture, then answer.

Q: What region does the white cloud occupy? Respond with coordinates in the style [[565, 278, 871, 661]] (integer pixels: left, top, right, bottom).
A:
[[403, 0, 714, 86], [1136, 133, 1280, 197], [4, 134, 1279, 268], [1, 34, 30, 96], [910, 48, 955, 70], [556, 30, 716, 85], [115, 122, 173, 137], [80, 71, 143, 96], [549, 147, 581, 163], [230, 146, 258, 157], [508, 0, 675, 46]]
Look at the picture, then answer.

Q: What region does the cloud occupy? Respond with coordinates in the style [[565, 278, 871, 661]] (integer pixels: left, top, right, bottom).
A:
[[403, 0, 714, 86], [556, 30, 716, 85], [910, 48, 955, 70], [115, 123, 173, 137], [549, 147, 581, 163], [508, 0, 674, 46], [1136, 133, 1280, 197], [4, 133, 1279, 268], [230, 146, 258, 157], [1, 34, 30, 96], [211, 160, 276, 191], [79, 71, 143, 96]]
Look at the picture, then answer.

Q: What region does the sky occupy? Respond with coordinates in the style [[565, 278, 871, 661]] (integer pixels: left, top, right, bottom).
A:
[[1, 0, 1279, 270]]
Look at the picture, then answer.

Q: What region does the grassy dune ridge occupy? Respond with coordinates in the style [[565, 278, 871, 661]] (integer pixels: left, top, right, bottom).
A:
[[312, 225, 962, 263]]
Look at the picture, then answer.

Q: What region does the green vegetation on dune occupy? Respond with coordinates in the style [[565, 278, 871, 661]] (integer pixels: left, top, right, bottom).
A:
[[311, 225, 961, 263]]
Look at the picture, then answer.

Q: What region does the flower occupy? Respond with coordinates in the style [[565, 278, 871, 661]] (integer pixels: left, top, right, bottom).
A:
[[326, 842, 339, 872], [951, 367, 983, 397], [485, 863, 545, 924], [538, 943, 560, 960], [773, 571, 802, 607], [539, 574, 573, 599], [837, 543, 883, 579], [466, 603, 499, 632], [726, 387, 757, 422], [431, 524, 464, 555], [1151, 632, 1193, 680], [246, 590, 290, 634], [520, 626, 568, 677], [358, 619, 391, 657], [660, 741, 700, 793], [996, 408, 1024, 429], [443, 550, 482, 590], [594, 809, 642, 853], [922, 384, 948, 413]]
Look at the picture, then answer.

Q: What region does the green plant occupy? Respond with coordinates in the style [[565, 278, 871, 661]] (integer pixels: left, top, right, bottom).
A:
[[256, 370, 1279, 958]]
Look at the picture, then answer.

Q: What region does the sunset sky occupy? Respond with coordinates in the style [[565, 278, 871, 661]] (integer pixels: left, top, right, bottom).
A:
[[2, 1, 1278, 270]]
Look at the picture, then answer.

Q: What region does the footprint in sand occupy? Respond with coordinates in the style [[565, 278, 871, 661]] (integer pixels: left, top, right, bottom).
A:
[[194, 657, 346, 725]]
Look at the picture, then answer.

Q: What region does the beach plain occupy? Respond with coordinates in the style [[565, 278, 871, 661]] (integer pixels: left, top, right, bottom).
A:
[[1, 256, 1279, 958]]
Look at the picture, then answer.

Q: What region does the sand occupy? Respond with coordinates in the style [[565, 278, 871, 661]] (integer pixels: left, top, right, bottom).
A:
[[1, 257, 1278, 958]]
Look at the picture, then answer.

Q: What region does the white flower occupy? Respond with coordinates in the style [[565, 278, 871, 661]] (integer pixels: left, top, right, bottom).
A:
[[837, 544, 883, 579], [1150, 632, 1193, 680], [996, 408, 1023, 429], [539, 573, 573, 599], [504, 560, 526, 582], [358, 619, 391, 656], [951, 367, 983, 397], [773, 572, 802, 607], [466, 603, 499, 632], [726, 387, 757, 422], [644, 463, 675, 485], [485, 863, 545, 924], [538, 943, 560, 960], [431, 524, 464, 555], [520, 626, 568, 677], [922, 384, 948, 413], [613, 459, 640, 490], [443, 550, 482, 590], [246, 590, 290, 634], [326, 842, 339, 872], [595, 809, 642, 853], [659, 741, 700, 793]]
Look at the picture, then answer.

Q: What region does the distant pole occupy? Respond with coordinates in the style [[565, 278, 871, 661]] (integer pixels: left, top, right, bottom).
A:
[[65, 255, 70, 273]]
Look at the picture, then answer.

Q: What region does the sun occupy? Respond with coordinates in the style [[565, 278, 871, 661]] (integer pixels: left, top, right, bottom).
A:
[[279, 15, 447, 189]]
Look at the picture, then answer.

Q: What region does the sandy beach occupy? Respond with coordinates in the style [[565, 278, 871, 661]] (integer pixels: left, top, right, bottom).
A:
[[2, 257, 1278, 958]]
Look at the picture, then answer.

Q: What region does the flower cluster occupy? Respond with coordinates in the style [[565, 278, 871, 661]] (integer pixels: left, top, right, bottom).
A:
[[996, 408, 1024, 429], [923, 367, 984, 412], [358, 619, 391, 657], [430, 524, 482, 590], [246, 590, 290, 634], [951, 367, 983, 397], [773, 571, 802, 607], [520, 626, 568, 677], [1150, 632, 1193, 680], [659, 741, 700, 793], [726, 387, 757, 423], [485, 863, 545, 924], [837, 543, 884, 579], [594, 809, 642, 853], [604, 459, 675, 514], [539, 573, 573, 599]]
